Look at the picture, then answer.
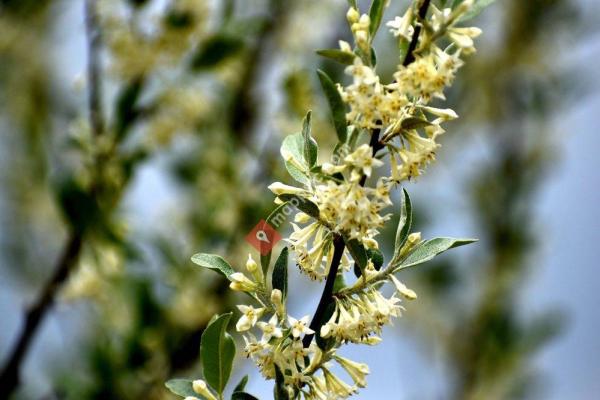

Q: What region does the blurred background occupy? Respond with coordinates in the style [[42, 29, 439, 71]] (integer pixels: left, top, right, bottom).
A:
[[0, 0, 598, 399]]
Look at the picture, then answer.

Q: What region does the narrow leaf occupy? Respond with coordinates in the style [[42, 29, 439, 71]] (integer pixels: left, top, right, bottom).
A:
[[233, 375, 249, 393], [317, 69, 347, 143], [165, 379, 204, 398], [277, 194, 320, 220], [201, 313, 236, 395], [316, 49, 356, 65], [369, 0, 386, 37], [401, 117, 432, 130], [191, 253, 235, 280], [393, 189, 412, 260], [272, 247, 289, 298], [301, 111, 318, 167], [281, 133, 310, 184], [347, 238, 367, 276], [398, 237, 478, 270]]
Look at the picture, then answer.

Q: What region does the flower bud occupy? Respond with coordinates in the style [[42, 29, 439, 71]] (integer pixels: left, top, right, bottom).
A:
[[268, 182, 305, 196], [346, 7, 359, 24], [271, 289, 285, 316], [245, 254, 257, 272], [229, 272, 257, 292], [192, 379, 217, 400]]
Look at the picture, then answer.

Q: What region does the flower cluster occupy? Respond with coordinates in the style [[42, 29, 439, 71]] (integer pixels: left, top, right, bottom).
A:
[[338, 2, 481, 182]]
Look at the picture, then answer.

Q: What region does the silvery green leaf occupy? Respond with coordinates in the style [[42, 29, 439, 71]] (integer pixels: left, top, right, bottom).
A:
[[301, 111, 318, 167], [281, 133, 310, 184], [316, 49, 356, 65], [201, 313, 236, 395], [165, 379, 207, 399], [401, 117, 433, 130], [369, 0, 386, 37], [459, 0, 496, 21], [191, 253, 235, 280], [393, 189, 412, 260], [272, 247, 289, 298], [317, 69, 347, 143], [397, 237, 478, 270]]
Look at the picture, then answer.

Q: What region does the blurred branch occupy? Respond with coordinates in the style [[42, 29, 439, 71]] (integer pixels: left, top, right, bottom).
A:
[[229, 0, 286, 143], [0, 1, 105, 396], [0, 234, 83, 396], [85, 0, 104, 137]]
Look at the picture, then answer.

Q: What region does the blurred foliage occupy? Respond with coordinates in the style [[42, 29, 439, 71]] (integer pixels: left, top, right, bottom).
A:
[[0, 0, 587, 399], [0, 0, 343, 398], [404, 0, 580, 399]]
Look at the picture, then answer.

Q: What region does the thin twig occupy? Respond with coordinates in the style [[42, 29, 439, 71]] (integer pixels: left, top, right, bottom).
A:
[[85, 0, 104, 137], [403, 0, 431, 66], [0, 234, 83, 396]]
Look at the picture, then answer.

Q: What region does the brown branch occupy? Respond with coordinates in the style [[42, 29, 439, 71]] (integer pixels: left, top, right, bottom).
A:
[[403, 0, 431, 66], [0, 233, 83, 396], [302, 234, 345, 348]]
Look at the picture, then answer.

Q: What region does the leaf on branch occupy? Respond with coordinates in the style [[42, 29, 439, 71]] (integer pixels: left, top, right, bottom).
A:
[[317, 69, 347, 143], [165, 379, 206, 399], [201, 313, 236, 395], [401, 117, 433, 130], [397, 237, 478, 270], [459, 0, 496, 21], [233, 375, 249, 393], [302, 111, 318, 167], [393, 188, 412, 260], [281, 133, 310, 184], [366, 247, 384, 270], [191, 253, 235, 280], [369, 0, 386, 37], [272, 247, 289, 298], [277, 194, 320, 220], [347, 238, 368, 277], [316, 49, 356, 65]]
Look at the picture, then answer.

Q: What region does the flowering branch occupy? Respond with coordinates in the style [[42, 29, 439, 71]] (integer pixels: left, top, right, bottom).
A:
[[167, 0, 492, 399]]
